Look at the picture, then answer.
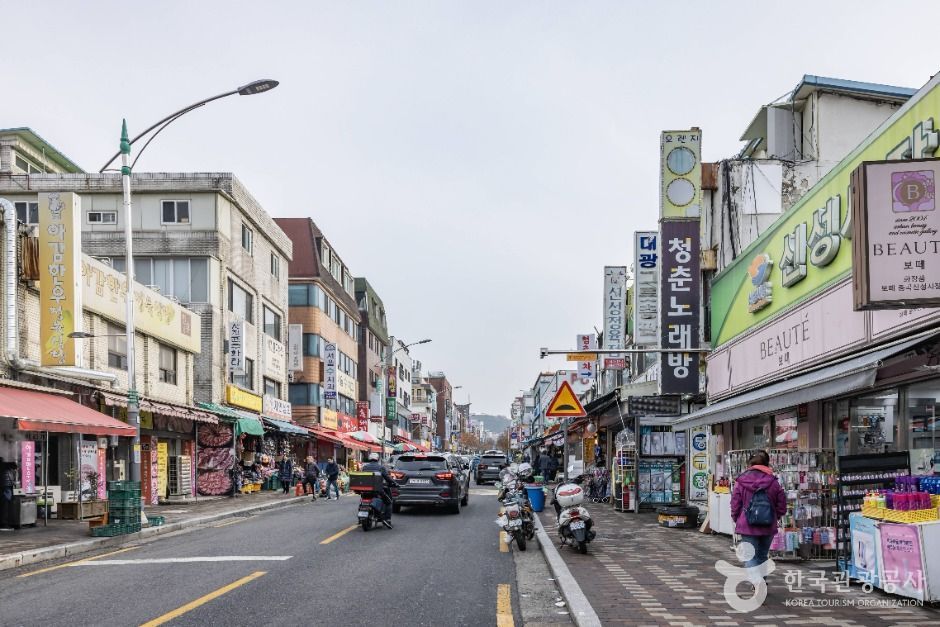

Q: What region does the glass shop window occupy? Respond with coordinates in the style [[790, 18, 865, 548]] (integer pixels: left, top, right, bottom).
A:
[[905, 381, 940, 476]]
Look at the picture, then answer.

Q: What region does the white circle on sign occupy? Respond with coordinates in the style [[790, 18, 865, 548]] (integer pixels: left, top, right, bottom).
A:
[[666, 146, 696, 175], [666, 178, 695, 206]]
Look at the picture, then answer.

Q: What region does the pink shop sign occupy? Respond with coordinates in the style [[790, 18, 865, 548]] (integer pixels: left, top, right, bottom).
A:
[[707, 281, 868, 399]]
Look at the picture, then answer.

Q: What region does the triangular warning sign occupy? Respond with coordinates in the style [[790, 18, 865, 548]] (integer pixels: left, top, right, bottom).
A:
[[545, 381, 586, 418]]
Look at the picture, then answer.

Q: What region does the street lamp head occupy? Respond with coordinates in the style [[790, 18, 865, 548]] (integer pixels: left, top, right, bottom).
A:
[[237, 79, 279, 96], [418, 338, 432, 345], [67, 331, 95, 339]]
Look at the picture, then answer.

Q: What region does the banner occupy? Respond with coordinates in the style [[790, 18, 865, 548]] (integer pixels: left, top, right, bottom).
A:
[[323, 342, 337, 400], [633, 231, 659, 345], [228, 319, 245, 375], [39, 192, 83, 366], [287, 324, 303, 371], [659, 220, 701, 395], [880, 522, 925, 600], [603, 266, 627, 369], [386, 365, 397, 398], [20, 441, 35, 494], [357, 401, 370, 430]]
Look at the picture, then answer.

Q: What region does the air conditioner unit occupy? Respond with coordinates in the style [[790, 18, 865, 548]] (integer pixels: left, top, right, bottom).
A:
[[168, 455, 192, 496]]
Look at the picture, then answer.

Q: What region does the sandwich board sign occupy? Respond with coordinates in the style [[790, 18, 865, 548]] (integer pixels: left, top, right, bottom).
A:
[[544, 381, 587, 418]]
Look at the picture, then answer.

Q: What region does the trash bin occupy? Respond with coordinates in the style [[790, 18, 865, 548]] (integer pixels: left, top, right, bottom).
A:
[[525, 485, 545, 512]]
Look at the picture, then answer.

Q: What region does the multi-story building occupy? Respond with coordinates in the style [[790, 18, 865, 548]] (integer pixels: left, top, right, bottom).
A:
[[389, 337, 413, 444], [277, 218, 361, 436], [410, 361, 436, 450], [354, 277, 388, 440], [428, 372, 453, 451]]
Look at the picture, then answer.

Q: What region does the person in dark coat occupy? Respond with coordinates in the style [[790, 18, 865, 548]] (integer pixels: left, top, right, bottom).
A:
[[303, 456, 320, 502], [325, 458, 341, 500], [548, 454, 559, 481], [730, 450, 787, 572], [278, 458, 294, 494], [538, 450, 552, 480]]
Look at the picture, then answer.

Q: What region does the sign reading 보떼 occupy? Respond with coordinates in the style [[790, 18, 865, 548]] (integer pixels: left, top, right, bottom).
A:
[[287, 324, 303, 372], [323, 343, 337, 400], [544, 381, 586, 418], [633, 231, 660, 344], [661, 130, 702, 219], [229, 319, 245, 375], [852, 158, 940, 309], [263, 395, 292, 421], [603, 267, 627, 369], [659, 220, 701, 395], [39, 192, 83, 366]]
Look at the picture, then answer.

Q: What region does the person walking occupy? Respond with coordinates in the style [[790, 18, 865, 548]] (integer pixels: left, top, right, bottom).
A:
[[303, 456, 320, 502], [538, 450, 552, 481], [278, 457, 294, 495], [548, 454, 559, 482], [325, 457, 341, 500], [730, 450, 787, 577]]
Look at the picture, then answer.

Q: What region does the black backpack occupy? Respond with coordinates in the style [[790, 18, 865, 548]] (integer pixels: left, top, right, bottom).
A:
[[745, 485, 775, 527]]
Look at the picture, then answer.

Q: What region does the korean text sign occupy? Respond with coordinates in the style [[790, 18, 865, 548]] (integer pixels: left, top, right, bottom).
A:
[[661, 130, 702, 220], [39, 192, 83, 366], [323, 343, 337, 400], [603, 266, 627, 368], [633, 231, 659, 345], [659, 220, 700, 395]]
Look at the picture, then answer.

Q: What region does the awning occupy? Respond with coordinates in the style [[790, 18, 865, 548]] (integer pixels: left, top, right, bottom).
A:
[[99, 391, 217, 424], [262, 417, 309, 436], [198, 403, 264, 436], [309, 426, 347, 447], [672, 334, 934, 430], [1, 387, 137, 436]]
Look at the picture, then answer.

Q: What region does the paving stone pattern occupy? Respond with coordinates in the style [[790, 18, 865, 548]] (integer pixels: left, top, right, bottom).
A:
[[538, 506, 940, 627]]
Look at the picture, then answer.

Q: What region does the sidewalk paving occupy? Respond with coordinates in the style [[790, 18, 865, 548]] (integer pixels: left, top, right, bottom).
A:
[[0, 491, 307, 572], [538, 505, 940, 626]]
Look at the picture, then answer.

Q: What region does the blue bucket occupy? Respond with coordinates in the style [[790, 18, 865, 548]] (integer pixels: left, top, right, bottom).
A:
[[526, 485, 545, 512]]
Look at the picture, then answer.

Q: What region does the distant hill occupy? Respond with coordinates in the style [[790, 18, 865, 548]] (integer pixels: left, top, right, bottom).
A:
[[471, 414, 509, 433]]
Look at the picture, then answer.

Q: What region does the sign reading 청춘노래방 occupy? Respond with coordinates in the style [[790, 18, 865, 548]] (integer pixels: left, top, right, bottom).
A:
[[39, 192, 83, 367], [633, 231, 659, 345], [661, 131, 702, 219], [659, 220, 701, 395], [603, 267, 627, 369], [323, 343, 337, 400], [709, 78, 940, 348], [852, 157, 940, 309]]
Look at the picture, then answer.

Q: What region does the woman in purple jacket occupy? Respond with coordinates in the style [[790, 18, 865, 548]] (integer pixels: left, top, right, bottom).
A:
[[730, 450, 787, 571]]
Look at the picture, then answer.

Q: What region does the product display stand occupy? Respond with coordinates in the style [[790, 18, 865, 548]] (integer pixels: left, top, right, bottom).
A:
[[613, 425, 638, 513], [836, 451, 911, 572]]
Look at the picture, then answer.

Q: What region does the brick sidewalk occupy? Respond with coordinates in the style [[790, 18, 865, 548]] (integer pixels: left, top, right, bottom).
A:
[[538, 506, 940, 626]]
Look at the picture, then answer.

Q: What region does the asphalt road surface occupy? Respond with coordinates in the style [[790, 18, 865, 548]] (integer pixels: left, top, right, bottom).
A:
[[0, 489, 524, 627]]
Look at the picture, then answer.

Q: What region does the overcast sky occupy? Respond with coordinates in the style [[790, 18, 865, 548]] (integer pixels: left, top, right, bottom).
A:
[[4, 2, 939, 414]]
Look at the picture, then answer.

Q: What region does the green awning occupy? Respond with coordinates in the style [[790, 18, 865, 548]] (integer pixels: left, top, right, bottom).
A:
[[262, 417, 309, 436], [198, 403, 265, 437]]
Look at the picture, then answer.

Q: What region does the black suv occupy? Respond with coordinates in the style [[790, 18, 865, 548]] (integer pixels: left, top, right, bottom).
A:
[[390, 454, 468, 514], [475, 453, 508, 485]]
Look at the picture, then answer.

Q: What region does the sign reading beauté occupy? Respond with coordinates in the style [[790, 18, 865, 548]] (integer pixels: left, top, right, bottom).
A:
[[710, 74, 940, 348]]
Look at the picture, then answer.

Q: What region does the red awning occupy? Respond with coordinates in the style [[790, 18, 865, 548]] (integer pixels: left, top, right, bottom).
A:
[[310, 427, 347, 447], [1, 387, 137, 436]]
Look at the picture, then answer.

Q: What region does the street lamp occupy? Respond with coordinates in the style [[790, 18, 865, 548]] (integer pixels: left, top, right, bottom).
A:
[[104, 80, 278, 487], [383, 338, 432, 460]]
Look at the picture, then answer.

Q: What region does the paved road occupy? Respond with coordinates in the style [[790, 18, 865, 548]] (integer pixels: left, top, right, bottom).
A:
[[0, 489, 524, 627]]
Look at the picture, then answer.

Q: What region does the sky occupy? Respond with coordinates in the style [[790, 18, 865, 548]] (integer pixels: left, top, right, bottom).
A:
[[4, 2, 940, 414]]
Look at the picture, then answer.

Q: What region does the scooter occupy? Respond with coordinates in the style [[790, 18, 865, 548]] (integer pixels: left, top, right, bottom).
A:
[[554, 479, 596, 554], [356, 488, 391, 531], [496, 467, 536, 550]]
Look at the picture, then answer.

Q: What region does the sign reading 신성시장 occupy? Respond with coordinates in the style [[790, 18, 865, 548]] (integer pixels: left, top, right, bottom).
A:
[[709, 74, 940, 347]]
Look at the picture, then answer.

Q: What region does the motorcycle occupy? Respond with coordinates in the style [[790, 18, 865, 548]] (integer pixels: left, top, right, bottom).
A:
[[350, 471, 396, 532], [554, 478, 596, 554], [496, 467, 536, 550]]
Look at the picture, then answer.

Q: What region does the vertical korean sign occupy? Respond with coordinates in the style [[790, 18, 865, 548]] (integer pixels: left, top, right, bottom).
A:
[[356, 401, 370, 430], [576, 334, 596, 384], [688, 426, 708, 501], [633, 231, 659, 345], [659, 220, 700, 395], [39, 192, 83, 366], [228, 319, 245, 375], [603, 267, 627, 369], [287, 324, 303, 372], [323, 342, 337, 400], [20, 441, 35, 494]]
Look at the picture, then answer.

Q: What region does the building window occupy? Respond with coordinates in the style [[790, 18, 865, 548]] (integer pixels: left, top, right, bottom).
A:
[[161, 200, 190, 224], [303, 334, 321, 357], [158, 343, 177, 385], [270, 253, 280, 279], [128, 257, 208, 303], [14, 154, 43, 174], [87, 211, 117, 224], [288, 284, 322, 308], [289, 383, 321, 406], [263, 305, 281, 338], [228, 279, 254, 323], [14, 202, 38, 225], [107, 323, 127, 369], [320, 244, 330, 268], [241, 223, 253, 255], [264, 377, 281, 397], [231, 357, 254, 390]]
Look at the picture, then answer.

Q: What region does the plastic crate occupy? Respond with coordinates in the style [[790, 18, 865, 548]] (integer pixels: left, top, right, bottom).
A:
[[861, 505, 939, 523], [90, 522, 141, 537], [148, 516, 165, 527], [107, 481, 141, 492]]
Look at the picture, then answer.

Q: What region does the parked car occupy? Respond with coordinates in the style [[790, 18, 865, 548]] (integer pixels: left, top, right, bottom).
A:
[[389, 453, 468, 514], [475, 453, 508, 485]]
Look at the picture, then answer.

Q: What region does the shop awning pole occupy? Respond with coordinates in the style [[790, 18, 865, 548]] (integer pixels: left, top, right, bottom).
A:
[[43, 431, 48, 526], [75, 434, 82, 521], [194, 422, 199, 503]]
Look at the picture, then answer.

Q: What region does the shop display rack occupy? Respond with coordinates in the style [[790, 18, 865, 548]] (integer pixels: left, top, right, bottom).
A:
[[728, 448, 837, 559], [613, 429, 637, 513], [836, 451, 910, 571]]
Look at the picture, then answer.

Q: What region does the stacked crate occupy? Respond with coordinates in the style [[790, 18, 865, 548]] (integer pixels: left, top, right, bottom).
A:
[[90, 481, 142, 537]]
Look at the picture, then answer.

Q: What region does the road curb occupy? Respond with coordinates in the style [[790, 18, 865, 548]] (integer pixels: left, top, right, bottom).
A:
[[0, 495, 307, 573], [533, 514, 602, 627]]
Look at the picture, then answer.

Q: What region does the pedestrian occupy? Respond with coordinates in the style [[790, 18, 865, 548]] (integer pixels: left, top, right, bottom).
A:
[[730, 450, 787, 579], [325, 457, 341, 500], [538, 450, 552, 481], [303, 456, 320, 502], [0, 457, 17, 529], [278, 457, 293, 495], [548, 454, 559, 481]]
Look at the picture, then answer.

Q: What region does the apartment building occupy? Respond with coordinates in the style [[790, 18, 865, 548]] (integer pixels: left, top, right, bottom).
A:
[[428, 372, 453, 451], [410, 361, 436, 451], [277, 218, 361, 430], [355, 277, 388, 439]]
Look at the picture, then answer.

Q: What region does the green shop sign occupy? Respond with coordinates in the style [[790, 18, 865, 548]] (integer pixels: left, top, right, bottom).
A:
[[711, 75, 940, 347], [386, 397, 397, 425]]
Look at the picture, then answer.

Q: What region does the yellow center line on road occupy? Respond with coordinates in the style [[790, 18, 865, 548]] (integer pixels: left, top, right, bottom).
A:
[[496, 583, 514, 627], [213, 518, 245, 528], [139, 570, 266, 627], [16, 546, 140, 578], [319, 524, 359, 544]]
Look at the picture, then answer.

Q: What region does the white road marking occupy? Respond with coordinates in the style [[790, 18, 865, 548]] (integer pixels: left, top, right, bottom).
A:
[[79, 556, 292, 565]]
